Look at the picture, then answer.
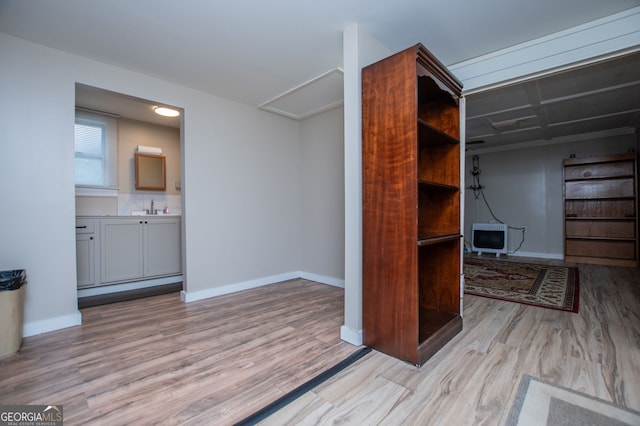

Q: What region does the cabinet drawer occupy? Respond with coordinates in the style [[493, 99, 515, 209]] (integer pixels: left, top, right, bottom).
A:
[[565, 199, 636, 218], [565, 178, 634, 199], [75, 218, 95, 234], [566, 239, 636, 260], [564, 160, 634, 180], [565, 220, 635, 238]]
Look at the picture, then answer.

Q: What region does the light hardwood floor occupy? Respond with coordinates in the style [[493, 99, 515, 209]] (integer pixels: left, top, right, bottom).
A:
[[0, 280, 357, 425], [262, 258, 640, 425], [1, 260, 639, 425]]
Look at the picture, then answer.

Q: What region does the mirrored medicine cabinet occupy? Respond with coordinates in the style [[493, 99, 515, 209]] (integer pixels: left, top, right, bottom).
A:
[[135, 153, 166, 191]]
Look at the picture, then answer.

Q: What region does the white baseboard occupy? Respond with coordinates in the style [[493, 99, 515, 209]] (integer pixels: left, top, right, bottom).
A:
[[78, 275, 182, 298], [181, 271, 346, 303], [23, 311, 82, 337], [299, 271, 345, 288], [509, 251, 564, 260], [180, 271, 300, 303], [340, 325, 363, 346]]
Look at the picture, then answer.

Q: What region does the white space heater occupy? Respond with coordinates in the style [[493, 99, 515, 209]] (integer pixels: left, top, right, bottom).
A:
[[471, 223, 508, 256]]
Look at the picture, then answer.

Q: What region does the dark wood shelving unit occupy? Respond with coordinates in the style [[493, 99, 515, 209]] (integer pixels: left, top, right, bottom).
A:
[[362, 43, 463, 366], [563, 153, 638, 267]]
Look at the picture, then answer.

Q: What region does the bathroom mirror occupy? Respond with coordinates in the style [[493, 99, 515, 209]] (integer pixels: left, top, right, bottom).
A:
[[135, 153, 166, 190]]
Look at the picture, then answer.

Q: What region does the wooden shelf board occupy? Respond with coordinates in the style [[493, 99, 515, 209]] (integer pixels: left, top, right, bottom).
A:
[[418, 233, 461, 246], [417, 309, 462, 366], [418, 119, 459, 146], [418, 180, 459, 191]]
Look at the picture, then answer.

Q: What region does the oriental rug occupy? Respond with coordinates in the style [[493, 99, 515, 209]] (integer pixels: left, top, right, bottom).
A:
[[463, 258, 579, 312], [506, 374, 640, 425]]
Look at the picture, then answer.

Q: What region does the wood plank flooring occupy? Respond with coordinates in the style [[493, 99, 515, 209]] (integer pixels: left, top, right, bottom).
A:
[[261, 258, 640, 425], [0, 279, 357, 425], [1, 259, 638, 425]]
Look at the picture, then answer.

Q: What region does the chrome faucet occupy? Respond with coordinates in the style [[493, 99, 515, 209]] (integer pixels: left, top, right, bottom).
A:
[[150, 199, 155, 215]]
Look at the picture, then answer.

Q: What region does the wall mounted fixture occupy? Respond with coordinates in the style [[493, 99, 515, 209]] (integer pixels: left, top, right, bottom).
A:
[[153, 106, 180, 117]]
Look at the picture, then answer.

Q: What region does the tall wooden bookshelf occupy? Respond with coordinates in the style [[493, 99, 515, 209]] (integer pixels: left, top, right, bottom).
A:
[[563, 153, 638, 267], [362, 44, 463, 366]]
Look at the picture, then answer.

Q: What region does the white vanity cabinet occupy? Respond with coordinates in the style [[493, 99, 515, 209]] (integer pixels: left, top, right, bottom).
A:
[[76, 216, 181, 289], [144, 218, 182, 277], [75, 218, 96, 288], [101, 218, 145, 283], [101, 217, 182, 284]]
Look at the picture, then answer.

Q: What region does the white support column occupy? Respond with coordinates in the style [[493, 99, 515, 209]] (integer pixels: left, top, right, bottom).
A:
[[341, 23, 390, 345], [459, 96, 466, 317]]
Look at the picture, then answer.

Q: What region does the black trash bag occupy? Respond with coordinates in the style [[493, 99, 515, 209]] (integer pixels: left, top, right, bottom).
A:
[[0, 269, 26, 291]]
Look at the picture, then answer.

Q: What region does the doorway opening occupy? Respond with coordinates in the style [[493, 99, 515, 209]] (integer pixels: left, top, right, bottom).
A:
[[74, 83, 185, 308]]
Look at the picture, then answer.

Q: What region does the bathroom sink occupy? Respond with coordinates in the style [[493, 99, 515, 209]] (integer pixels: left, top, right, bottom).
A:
[[131, 211, 179, 216]]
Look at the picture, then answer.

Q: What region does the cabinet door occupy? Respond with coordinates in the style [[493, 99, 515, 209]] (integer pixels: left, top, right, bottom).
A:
[[76, 233, 95, 288], [145, 218, 181, 277], [101, 219, 144, 283]]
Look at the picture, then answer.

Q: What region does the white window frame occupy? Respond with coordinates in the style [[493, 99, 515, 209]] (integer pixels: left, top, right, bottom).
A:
[[74, 110, 118, 196]]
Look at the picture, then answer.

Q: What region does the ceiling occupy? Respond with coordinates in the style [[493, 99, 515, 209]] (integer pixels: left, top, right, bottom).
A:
[[466, 52, 640, 152], [75, 84, 181, 128], [1, 0, 639, 148]]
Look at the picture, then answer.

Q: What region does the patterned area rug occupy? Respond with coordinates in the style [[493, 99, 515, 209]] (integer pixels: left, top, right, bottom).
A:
[[506, 375, 640, 425], [464, 258, 579, 312]]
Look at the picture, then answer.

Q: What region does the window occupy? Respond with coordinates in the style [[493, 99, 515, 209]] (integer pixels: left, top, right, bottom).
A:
[[74, 111, 118, 192]]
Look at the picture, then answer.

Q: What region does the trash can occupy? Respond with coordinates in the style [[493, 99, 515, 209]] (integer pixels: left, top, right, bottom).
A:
[[0, 269, 26, 357]]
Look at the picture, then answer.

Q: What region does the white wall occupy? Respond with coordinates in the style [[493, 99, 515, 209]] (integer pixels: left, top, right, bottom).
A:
[[464, 133, 636, 258], [0, 33, 302, 335], [0, 34, 80, 335], [299, 107, 345, 285], [341, 23, 391, 345], [182, 98, 302, 298]]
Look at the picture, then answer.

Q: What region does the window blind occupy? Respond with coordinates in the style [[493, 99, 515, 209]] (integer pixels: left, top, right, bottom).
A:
[[75, 111, 118, 190]]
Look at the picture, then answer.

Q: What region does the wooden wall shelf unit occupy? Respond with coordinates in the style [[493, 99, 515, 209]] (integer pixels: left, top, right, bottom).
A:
[[362, 44, 463, 366], [563, 153, 638, 267]]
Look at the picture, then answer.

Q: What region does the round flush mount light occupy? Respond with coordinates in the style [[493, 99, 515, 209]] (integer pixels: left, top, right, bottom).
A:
[[153, 106, 180, 117]]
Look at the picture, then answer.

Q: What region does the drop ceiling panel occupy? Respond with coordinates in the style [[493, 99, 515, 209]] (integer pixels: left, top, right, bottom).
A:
[[480, 128, 549, 147], [484, 107, 539, 126], [493, 115, 541, 131], [466, 85, 531, 117], [544, 84, 640, 124], [466, 119, 496, 137], [536, 54, 640, 100], [549, 113, 639, 137]]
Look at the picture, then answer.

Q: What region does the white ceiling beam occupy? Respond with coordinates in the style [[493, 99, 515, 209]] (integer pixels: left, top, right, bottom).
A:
[[450, 6, 640, 94]]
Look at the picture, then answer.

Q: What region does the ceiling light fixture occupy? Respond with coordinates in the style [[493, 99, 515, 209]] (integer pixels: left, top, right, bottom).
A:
[[153, 106, 180, 117], [490, 119, 523, 132]]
